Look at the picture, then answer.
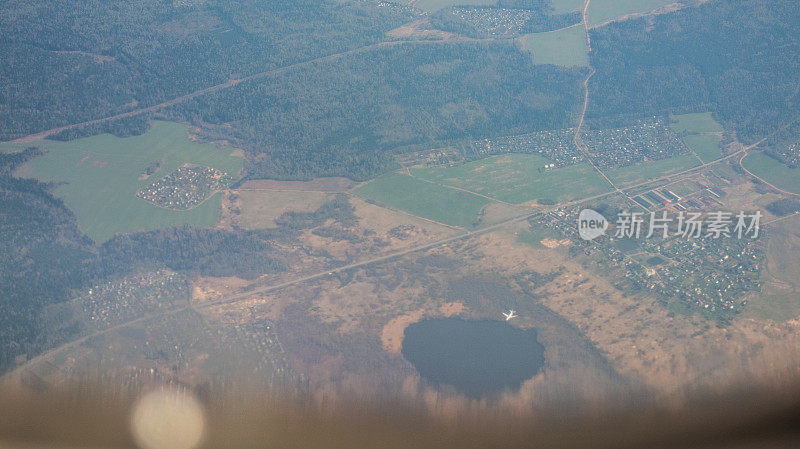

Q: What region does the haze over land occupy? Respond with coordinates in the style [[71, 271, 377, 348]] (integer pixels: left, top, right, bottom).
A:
[[2, 0, 800, 417]]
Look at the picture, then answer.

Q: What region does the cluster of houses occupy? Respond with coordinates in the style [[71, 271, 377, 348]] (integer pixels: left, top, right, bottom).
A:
[[81, 270, 186, 330], [475, 128, 581, 167], [137, 164, 231, 210], [580, 118, 687, 169], [533, 202, 763, 317], [451, 7, 537, 37]]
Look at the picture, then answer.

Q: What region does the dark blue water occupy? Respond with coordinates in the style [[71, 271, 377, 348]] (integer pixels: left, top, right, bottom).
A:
[[401, 318, 545, 398]]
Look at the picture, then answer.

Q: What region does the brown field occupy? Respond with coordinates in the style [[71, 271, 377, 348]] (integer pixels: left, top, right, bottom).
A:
[[471, 225, 800, 402], [12, 218, 800, 408], [9, 172, 800, 410], [381, 309, 426, 354], [746, 215, 800, 321], [191, 276, 251, 302], [348, 196, 459, 248], [291, 196, 458, 263], [714, 180, 782, 219], [238, 177, 354, 192], [234, 190, 332, 229], [386, 19, 457, 40]]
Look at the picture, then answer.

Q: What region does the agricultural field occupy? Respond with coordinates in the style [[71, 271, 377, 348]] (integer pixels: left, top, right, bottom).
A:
[[516, 223, 561, 249], [605, 154, 701, 188], [411, 153, 611, 204], [743, 217, 800, 321], [238, 177, 353, 192], [521, 25, 589, 67], [742, 152, 800, 195], [667, 179, 704, 198], [670, 112, 724, 134], [587, 0, 677, 25], [683, 134, 722, 163], [5, 121, 243, 243], [353, 173, 491, 228], [235, 190, 332, 230]]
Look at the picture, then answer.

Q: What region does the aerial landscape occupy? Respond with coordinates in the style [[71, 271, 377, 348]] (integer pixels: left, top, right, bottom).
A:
[[1, 0, 800, 447]]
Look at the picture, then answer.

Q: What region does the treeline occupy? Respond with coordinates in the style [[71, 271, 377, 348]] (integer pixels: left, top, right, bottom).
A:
[[521, 11, 581, 34], [100, 228, 284, 280], [761, 120, 800, 168], [0, 0, 415, 140], [275, 195, 357, 229], [765, 199, 800, 217], [0, 150, 357, 373], [49, 115, 152, 141], [0, 149, 98, 371], [588, 0, 800, 143], [169, 41, 587, 180]]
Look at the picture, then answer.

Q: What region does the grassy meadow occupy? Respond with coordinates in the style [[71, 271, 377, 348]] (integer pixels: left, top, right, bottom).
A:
[[5, 121, 243, 243], [742, 152, 800, 195], [353, 173, 492, 228], [671, 112, 724, 134], [606, 154, 701, 188], [683, 134, 722, 163], [743, 216, 800, 321], [411, 153, 611, 204], [521, 25, 590, 67], [517, 225, 561, 249]]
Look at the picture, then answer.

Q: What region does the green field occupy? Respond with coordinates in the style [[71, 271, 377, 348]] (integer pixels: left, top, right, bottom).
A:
[[587, 0, 676, 25], [517, 225, 560, 249], [411, 153, 611, 204], [353, 173, 491, 228], [4, 121, 243, 243], [671, 112, 724, 134], [743, 216, 800, 321], [683, 134, 722, 163], [742, 152, 800, 195], [521, 25, 589, 67], [606, 155, 701, 188], [412, 0, 496, 13]]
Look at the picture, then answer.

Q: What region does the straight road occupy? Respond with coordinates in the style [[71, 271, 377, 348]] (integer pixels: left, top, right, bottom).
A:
[[2, 144, 753, 383], [5, 37, 490, 144]]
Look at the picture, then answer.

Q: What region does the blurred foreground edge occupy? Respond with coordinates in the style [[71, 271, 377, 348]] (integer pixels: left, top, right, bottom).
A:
[[1, 380, 799, 449]]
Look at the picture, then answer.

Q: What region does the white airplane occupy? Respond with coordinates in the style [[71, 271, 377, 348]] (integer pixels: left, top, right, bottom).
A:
[[502, 310, 518, 321]]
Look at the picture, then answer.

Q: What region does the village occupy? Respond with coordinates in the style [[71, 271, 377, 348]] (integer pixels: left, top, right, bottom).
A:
[[581, 118, 689, 169], [79, 270, 188, 330], [136, 164, 233, 210], [451, 7, 538, 37], [531, 198, 765, 322], [473, 128, 580, 166]]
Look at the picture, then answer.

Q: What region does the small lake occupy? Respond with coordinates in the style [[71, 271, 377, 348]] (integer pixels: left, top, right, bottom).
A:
[[401, 318, 545, 398]]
